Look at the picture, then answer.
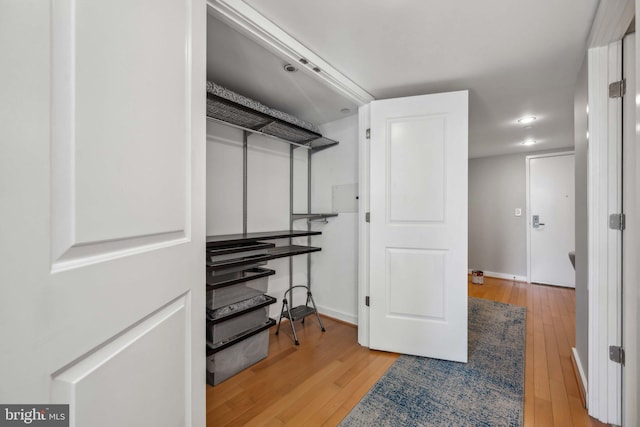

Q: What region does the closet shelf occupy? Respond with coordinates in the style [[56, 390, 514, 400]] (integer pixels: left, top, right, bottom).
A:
[[206, 267, 275, 290], [206, 92, 339, 150], [206, 245, 321, 271], [291, 213, 338, 221], [207, 230, 321, 248], [264, 245, 321, 260], [206, 253, 270, 272]]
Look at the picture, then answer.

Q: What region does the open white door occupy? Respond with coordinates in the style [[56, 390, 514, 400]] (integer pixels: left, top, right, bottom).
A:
[[0, 1, 205, 426], [369, 91, 468, 362]]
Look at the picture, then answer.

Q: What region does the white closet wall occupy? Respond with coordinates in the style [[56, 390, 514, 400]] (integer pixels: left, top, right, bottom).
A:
[[311, 115, 360, 324]]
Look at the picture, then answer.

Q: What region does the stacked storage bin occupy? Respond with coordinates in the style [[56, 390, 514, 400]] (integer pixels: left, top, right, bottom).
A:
[[206, 242, 277, 386]]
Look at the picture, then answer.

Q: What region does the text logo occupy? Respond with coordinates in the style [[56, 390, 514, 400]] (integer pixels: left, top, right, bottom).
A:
[[0, 405, 68, 426]]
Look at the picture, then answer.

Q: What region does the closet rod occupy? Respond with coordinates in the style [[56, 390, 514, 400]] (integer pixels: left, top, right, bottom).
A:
[[206, 115, 312, 150]]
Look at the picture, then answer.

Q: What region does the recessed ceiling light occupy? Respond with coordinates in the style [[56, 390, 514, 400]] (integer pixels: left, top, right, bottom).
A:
[[521, 139, 537, 146], [283, 64, 297, 72], [517, 116, 537, 124], [340, 108, 351, 114]]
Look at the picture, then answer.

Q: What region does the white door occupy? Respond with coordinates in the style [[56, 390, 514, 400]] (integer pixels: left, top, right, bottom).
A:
[[369, 91, 468, 362], [528, 153, 575, 287], [0, 2, 205, 426]]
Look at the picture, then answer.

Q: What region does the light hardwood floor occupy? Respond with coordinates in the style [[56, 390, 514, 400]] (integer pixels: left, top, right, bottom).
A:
[[206, 277, 607, 426]]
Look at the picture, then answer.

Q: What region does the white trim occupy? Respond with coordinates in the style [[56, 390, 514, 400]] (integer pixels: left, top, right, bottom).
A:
[[605, 42, 623, 425], [572, 347, 589, 403], [205, 0, 374, 106], [315, 305, 356, 325], [587, 42, 622, 425], [587, 0, 634, 48], [623, 28, 639, 427], [525, 151, 575, 284], [467, 270, 527, 283], [357, 104, 371, 347]]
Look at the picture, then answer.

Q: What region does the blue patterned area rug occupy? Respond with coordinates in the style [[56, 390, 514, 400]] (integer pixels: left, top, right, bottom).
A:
[[339, 298, 526, 427]]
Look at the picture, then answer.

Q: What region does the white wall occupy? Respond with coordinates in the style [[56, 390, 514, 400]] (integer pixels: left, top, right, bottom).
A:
[[468, 153, 529, 279], [311, 115, 360, 324], [468, 149, 572, 280], [206, 115, 359, 322]]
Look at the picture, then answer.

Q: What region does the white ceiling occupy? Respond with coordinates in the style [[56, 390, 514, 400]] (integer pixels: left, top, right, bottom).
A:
[[207, 15, 359, 126], [208, 0, 600, 158]]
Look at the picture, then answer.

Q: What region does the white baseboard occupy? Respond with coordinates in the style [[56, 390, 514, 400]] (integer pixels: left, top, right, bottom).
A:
[[468, 269, 528, 283], [572, 347, 588, 405], [316, 304, 357, 325]]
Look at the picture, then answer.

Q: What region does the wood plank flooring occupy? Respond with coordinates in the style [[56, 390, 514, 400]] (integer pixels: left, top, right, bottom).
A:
[[206, 277, 608, 426]]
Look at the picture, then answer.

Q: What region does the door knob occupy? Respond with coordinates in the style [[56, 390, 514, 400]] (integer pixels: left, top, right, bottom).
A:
[[532, 215, 545, 229]]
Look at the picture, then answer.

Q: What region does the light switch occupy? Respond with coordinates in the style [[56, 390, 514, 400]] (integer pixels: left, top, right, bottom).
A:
[[515, 208, 522, 217]]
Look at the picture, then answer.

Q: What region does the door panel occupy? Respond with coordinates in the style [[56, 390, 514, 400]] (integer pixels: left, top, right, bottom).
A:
[[51, 296, 189, 427], [369, 91, 468, 362], [52, 0, 190, 264], [387, 248, 446, 319], [388, 117, 445, 222], [529, 154, 575, 287], [0, 1, 205, 425]]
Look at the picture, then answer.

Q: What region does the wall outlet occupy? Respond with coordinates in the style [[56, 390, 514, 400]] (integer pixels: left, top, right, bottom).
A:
[[515, 208, 522, 217]]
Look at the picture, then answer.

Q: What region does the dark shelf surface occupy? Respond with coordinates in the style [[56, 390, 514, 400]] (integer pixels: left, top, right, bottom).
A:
[[291, 213, 338, 221], [207, 241, 274, 257], [309, 138, 339, 152], [206, 253, 269, 271], [207, 230, 321, 248], [206, 267, 275, 290], [207, 93, 323, 144], [264, 245, 321, 260]]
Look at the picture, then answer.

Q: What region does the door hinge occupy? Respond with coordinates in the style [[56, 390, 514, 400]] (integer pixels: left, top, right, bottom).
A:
[[609, 213, 626, 230], [609, 345, 625, 365], [365, 296, 370, 307], [609, 79, 626, 98], [365, 212, 370, 223], [365, 128, 371, 139]]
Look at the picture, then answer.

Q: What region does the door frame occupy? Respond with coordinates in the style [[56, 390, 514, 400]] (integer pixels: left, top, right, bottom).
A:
[[525, 151, 575, 285], [357, 104, 371, 346], [586, 40, 623, 424], [624, 27, 639, 427]]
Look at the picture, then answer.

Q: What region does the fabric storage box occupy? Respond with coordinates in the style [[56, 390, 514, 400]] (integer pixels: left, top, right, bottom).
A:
[[206, 268, 274, 310], [206, 294, 276, 345], [206, 319, 275, 386]]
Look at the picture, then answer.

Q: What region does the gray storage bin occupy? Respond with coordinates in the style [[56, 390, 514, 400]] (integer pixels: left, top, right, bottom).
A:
[[207, 304, 269, 345], [206, 321, 273, 386], [206, 268, 273, 310]]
